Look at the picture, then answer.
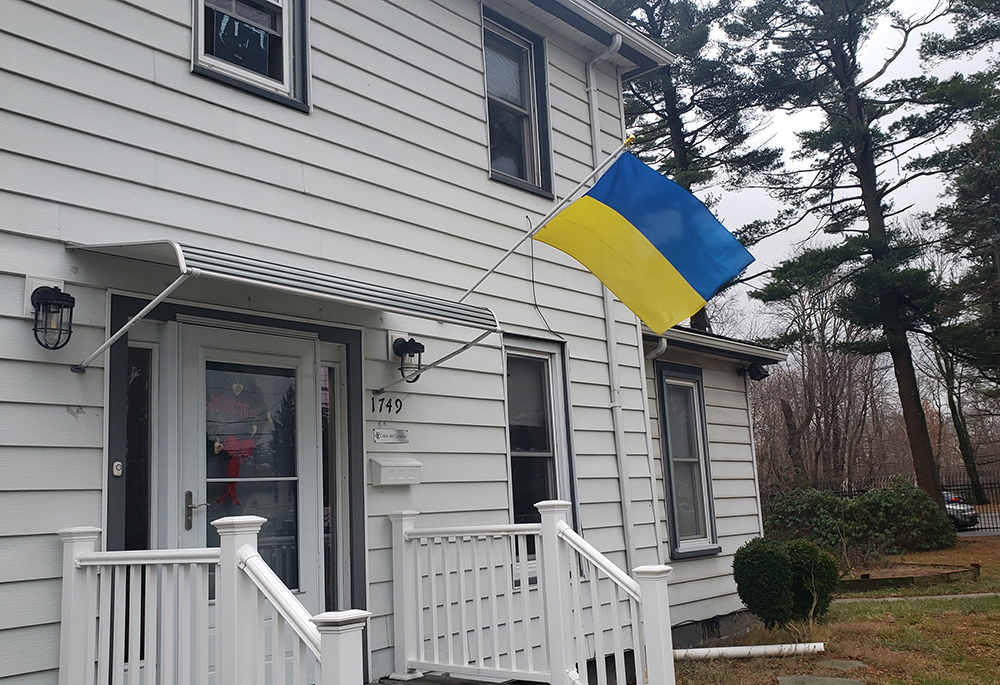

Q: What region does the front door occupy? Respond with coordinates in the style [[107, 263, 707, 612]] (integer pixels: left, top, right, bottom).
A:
[[179, 323, 324, 612]]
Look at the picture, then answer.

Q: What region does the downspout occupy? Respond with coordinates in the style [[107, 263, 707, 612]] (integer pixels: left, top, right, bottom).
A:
[[587, 34, 636, 572]]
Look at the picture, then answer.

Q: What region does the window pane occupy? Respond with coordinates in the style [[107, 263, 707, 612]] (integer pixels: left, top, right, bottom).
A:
[[124, 347, 152, 551], [673, 462, 706, 540], [507, 356, 550, 453], [206, 362, 296, 479], [205, 6, 283, 81], [206, 480, 299, 588], [665, 384, 699, 462], [489, 102, 529, 180], [485, 32, 527, 107], [664, 382, 707, 540], [511, 456, 555, 524]]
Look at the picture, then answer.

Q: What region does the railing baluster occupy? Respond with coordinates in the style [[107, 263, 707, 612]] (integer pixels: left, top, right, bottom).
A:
[[97, 566, 112, 685], [256, 592, 267, 685], [177, 564, 191, 685], [414, 539, 427, 663], [161, 565, 176, 685], [500, 534, 517, 671], [144, 565, 159, 685], [441, 537, 455, 666], [471, 536, 486, 668], [111, 566, 127, 685], [274, 609, 288, 685], [428, 539, 441, 664], [516, 534, 534, 672], [610, 582, 626, 685], [485, 535, 501, 668], [84, 566, 99, 685], [127, 565, 142, 685], [455, 536, 470, 668], [194, 564, 209, 684]]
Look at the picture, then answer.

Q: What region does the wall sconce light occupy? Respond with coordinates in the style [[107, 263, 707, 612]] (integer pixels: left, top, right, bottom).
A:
[[31, 286, 76, 350], [392, 337, 425, 382], [739, 362, 770, 381]]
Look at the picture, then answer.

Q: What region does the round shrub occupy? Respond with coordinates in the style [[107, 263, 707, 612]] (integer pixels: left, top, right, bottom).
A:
[[732, 537, 793, 628], [852, 478, 956, 553], [786, 539, 840, 621]]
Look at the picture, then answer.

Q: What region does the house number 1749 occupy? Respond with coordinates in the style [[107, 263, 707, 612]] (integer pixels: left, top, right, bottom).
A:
[[371, 396, 403, 414]]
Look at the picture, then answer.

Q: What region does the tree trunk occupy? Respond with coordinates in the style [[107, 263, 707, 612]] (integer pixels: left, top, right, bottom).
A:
[[939, 347, 990, 504], [780, 398, 810, 484]]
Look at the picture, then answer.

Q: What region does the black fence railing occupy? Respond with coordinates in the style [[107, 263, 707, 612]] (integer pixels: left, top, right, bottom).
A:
[[940, 470, 1000, 532], [830, 472, 1000, 532]]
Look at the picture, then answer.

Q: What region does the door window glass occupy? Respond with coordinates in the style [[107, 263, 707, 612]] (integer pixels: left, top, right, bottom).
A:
[[204, 361, 299, 588]]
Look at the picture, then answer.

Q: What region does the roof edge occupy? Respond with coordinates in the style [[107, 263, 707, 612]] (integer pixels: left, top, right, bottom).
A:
[[523, 0, 677, 78], [645, 327, 788, 365]]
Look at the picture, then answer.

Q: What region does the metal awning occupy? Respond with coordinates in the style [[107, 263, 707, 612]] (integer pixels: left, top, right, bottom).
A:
[[68, 240, 501, 372]]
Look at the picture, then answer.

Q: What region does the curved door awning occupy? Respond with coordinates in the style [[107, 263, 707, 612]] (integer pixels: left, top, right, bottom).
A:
[[68, 240, 501, 372]]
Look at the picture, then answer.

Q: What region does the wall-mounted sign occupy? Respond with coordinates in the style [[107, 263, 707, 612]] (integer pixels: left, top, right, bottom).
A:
[[374, 428, 408, 444]]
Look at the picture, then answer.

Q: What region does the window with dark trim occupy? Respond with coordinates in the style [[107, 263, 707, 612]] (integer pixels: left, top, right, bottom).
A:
[[656, 361, 720, 559], [193, 0, 309, 109], [483, 9, 552, 196]]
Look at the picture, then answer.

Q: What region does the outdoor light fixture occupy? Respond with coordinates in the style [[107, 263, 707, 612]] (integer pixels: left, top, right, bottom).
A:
[[31, 286, 76, 350], [392, 337, 425, 382], [740, 362, 770, 381]]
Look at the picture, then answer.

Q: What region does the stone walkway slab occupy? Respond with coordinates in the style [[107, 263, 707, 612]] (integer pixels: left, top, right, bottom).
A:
[[816, 659, 867, 671], [777, 677, 863, 685]]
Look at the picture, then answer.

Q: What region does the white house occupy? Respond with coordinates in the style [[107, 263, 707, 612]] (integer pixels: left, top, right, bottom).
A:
[[0, 1, 784, 683]]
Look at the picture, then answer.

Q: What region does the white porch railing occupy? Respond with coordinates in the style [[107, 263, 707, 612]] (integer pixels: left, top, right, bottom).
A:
[[58, 516, 370, 685], [390, 501, 676, 685]]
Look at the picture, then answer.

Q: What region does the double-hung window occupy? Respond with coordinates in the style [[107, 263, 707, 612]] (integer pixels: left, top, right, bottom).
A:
[[656, 362, 720, 558], [193, 0, 308, 108], [506, 341, 570, 534], [483, 10, 552, 195]]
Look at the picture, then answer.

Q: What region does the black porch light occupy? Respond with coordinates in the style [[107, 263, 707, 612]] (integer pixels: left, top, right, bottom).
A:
[[31, 286, 76, 350], [392, 337, 425, 382]]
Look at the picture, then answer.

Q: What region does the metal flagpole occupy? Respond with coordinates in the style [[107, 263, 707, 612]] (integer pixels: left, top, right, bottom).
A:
[[457, 135, 635, 303]]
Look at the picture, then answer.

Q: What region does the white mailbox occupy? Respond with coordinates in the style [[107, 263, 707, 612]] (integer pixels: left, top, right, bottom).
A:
[[370, 456, 422, 486]]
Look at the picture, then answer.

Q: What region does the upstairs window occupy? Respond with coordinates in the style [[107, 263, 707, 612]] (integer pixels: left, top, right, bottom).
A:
[[656, 362, 720, 559], [483, 11, 551, 195], [194, 0, 309, 109]]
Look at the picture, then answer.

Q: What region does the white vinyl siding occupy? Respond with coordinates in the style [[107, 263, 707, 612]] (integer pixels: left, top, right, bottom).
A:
[[2, 0, 667, 679]]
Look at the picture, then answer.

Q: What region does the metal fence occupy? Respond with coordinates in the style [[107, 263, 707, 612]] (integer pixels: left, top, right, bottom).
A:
[[940, 470, 1000, 532]]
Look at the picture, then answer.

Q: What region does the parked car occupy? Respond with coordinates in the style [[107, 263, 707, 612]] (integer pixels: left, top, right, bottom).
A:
[[943, 491, 980, 530]]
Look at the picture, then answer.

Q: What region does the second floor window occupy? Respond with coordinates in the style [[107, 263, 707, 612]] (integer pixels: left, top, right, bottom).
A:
[[483, 12, 551, 195], [194, 0, 309, 108]]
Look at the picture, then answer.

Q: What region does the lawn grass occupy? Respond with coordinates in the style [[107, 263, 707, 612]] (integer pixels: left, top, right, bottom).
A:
[[674, 535, 1000, 684]]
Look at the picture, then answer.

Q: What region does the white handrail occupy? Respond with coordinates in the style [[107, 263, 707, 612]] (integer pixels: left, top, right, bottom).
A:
[[404, 523, 541, 539], [75, 548, 221, 566], [237, 544, 322, 660], [555, 520, 641, 601]]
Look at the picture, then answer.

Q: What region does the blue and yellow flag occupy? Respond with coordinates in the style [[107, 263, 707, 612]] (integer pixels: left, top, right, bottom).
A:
[[532, 152, 753, 334]]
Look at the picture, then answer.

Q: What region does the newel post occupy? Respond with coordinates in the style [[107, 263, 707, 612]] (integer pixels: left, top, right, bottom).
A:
[[537, 500, 574, 685], [58, 526, 101, 685], [213, 515, 266, 685], [634, 565, 676, 685], [313, 609, 372, 685], [388, 511, 422, 680]]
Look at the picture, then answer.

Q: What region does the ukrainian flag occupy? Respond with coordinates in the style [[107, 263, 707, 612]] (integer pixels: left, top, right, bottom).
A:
[[532, 152, 753, 334]]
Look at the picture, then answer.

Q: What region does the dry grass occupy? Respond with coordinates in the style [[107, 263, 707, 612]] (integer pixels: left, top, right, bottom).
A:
[[674, 535, 1000, 684]]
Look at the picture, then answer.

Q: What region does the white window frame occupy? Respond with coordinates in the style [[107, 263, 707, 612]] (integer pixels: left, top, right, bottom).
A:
[[504, 339, 573, 527], [656, 361, 720, 559], [193, 0, 305, 103]]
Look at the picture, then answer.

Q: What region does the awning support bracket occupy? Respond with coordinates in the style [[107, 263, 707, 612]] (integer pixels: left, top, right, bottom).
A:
[[71, 271, 196, 373], [373, 328, 499, 395]]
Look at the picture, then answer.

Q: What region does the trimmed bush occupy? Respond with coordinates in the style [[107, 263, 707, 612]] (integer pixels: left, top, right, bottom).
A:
[[732, 537, 793, 628], [763, 479, 956, 562], [786, 539, 840, 621], [852, 478, 956, 553]]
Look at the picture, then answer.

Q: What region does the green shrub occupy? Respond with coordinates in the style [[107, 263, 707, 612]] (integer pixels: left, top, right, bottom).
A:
[[732, 537, 793, 628], [786, 539, 840, 622], [852, 478, 956, 553], [763, 487, 848, 550], [762, 480, 956, 564]]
